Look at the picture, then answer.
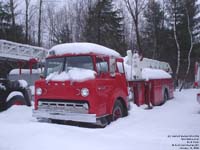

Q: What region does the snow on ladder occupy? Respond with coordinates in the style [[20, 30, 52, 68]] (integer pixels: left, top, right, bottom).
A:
[[125, 50, 173, 80], [0, 40, 47, 62]]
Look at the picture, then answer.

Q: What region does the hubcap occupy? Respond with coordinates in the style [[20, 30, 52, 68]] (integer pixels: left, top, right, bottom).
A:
[[113, 106, 122, 121]]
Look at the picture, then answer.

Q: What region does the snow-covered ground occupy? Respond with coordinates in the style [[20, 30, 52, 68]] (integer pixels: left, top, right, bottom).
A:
[[0, 89, 199, 150]]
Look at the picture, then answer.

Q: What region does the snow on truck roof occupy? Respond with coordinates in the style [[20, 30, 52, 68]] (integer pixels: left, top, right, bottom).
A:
[[48, 43, 121, 57]]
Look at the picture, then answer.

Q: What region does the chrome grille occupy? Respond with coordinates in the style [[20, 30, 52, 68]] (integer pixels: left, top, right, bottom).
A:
[[38, 101, 89, 114]]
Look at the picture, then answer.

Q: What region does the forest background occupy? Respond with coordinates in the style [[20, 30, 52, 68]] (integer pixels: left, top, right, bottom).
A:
[[0, 0, 200, 87]]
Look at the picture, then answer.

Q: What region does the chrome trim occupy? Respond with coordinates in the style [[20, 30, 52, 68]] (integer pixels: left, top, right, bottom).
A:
[[38, 101, 89, 114], [33, 109, 96, 123]]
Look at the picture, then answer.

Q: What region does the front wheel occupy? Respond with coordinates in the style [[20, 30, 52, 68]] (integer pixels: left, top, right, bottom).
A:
[[112, 100, 124, 121]]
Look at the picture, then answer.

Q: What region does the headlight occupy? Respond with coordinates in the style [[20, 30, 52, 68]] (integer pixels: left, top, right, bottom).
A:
[[81, 88, 89, 97], [36, 88, 42, 96]]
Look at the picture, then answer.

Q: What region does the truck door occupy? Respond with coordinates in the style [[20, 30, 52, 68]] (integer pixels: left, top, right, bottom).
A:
[[95, 57, 115, 116]]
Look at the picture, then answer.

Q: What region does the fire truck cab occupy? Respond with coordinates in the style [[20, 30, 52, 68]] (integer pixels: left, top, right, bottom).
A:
[[33, 43, 129, 126]]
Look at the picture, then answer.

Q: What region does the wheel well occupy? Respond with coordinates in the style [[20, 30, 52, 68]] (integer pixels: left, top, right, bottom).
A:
[[116, 97, 128, 116]]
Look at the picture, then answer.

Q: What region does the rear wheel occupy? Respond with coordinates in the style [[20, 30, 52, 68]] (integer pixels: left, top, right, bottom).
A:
[[112, 100, 124, 121]]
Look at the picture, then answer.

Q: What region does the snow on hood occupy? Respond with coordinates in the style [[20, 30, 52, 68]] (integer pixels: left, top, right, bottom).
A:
[[142, 68, 171, 80], [48, 43, 120, 57], [46, 68, 96, 82]]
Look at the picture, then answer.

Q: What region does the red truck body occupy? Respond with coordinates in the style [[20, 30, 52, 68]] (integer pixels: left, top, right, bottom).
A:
[[129, 79, 174, 106], [33, 46, 129, 126], [33, 43, 174, 126]]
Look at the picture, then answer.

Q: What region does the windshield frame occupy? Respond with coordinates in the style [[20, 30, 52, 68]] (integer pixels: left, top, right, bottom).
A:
[[44, 55, 94, 77], [44, 57, 65, 78]]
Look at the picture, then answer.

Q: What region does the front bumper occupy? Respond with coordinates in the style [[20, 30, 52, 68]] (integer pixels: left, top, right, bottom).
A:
[[33, 109, 97, 123]]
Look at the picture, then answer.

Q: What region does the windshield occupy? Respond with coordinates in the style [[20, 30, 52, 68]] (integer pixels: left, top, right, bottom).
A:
[[45, 56, 93, 77], [45, 57, 64, 77]]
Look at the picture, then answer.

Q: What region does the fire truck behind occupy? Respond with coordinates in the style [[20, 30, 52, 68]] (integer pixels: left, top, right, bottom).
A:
[[124, 51, 174, 107]]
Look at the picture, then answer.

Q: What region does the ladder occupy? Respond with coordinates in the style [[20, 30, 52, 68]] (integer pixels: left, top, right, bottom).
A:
[[0, 40, 47, 62]]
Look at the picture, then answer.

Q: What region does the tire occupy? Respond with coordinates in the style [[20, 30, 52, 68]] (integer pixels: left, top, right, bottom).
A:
[[112, 100, 124, 121], [6, 95, 25, 110], [162, 90, 168, 105]]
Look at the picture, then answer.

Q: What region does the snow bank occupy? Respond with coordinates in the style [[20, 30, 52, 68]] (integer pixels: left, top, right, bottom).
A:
[[48, 43, 120, 57], [0, 89, 200, 150], [142, 68, 172, 80], [46, 68, 96, 82]]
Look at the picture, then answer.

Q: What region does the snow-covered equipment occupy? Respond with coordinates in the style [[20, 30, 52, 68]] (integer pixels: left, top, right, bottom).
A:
[[0, 79, 31, 112], [124, 50, 174, 107]]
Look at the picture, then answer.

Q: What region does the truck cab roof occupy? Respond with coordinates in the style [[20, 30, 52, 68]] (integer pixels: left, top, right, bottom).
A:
[[47, 43, 121, 58]]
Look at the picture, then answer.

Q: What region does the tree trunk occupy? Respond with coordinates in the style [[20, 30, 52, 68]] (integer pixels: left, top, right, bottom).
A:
[[179, 8, 194, 91], [173, 1, 181, 87], [38, 0, 43, 46], [134, 20, 142, 55], [25, 0, 30, 44], [123, 0, 143, 55], [9, 0, 16, 41]]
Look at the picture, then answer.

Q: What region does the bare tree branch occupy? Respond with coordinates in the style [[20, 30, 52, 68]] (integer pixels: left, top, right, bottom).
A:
[[123, 0, 146, 55]]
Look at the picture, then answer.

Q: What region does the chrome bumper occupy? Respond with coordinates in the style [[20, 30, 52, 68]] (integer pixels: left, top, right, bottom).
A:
[[33, 109, 97, 123]]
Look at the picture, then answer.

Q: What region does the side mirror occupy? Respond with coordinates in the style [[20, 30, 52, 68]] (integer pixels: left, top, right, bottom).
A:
[[109, 56, 116, 77]]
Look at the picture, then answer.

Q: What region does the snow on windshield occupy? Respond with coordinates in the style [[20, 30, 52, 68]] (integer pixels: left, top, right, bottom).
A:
[[46, 68, 96, 82], [48, 43, 120, 57]]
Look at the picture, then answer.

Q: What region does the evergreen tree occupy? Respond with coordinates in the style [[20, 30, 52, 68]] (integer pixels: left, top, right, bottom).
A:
[[0, 1, 25, 43], [84, 0, 127, 55], [0, 2, 11, 39], [143, 0, 164, 59], [165, 0, 199, 81]]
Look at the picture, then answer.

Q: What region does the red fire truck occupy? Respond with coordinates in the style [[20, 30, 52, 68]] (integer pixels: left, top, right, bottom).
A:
[[33, 43, 174, 126]]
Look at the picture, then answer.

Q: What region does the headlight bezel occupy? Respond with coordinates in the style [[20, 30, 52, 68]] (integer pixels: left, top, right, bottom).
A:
[[81, 88, 89, 97], [36, 87, 42, 96]]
